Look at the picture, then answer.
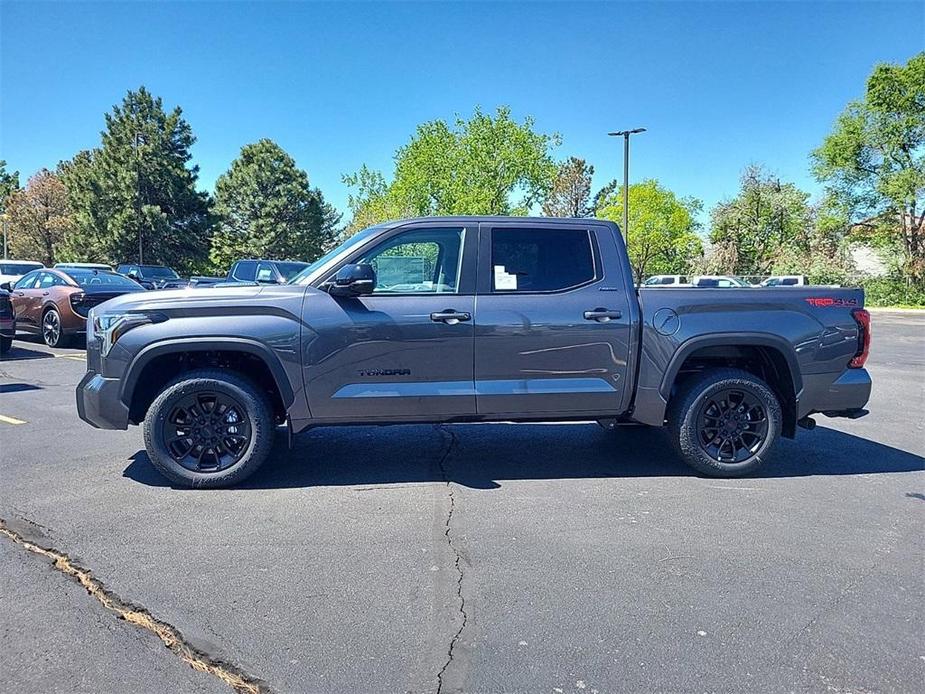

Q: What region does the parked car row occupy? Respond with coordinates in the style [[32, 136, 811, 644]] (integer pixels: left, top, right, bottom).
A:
[[643, 274, 807, 288], [0, 256, 312, 350]]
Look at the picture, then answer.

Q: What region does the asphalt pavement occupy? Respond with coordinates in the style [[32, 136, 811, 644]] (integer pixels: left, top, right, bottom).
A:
[[0, 314, 923, 694]]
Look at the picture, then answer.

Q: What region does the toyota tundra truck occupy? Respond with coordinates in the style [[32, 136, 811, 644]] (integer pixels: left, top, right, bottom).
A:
[[76, 217, 872, 487]]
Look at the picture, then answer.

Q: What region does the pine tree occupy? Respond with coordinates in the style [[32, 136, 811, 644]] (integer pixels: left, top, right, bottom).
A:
[[210, 139, 339, 270], [59, 87, 213, 273]]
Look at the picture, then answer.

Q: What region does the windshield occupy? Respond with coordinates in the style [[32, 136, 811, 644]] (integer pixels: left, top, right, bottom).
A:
[[288, 224, 388, 284], [63, 269, 142, 289], [140, 266, 179, 279], [276, 262, 309, 282], [0, 262, 43, 275]]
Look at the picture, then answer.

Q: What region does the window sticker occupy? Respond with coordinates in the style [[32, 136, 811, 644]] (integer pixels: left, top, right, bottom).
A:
[[494, 265, 518, 290]]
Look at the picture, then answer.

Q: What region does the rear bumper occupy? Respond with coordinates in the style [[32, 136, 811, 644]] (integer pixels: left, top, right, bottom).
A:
[[76, 370, 129, 430], [800, 368, 872, 419]]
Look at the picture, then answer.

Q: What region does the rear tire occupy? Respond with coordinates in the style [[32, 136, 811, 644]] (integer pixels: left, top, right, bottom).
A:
[[42, 307, 71, 348], [142, 368, 276, 488], [668, 368, 781, 477]]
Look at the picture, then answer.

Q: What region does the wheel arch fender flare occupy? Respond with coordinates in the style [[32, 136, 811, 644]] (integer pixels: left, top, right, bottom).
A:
[[120, 337, 296, 410], [658, 332, 804, 402]]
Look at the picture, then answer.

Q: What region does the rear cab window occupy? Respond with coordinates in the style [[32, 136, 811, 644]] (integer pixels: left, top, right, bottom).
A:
[[489, 227, 597, 293]]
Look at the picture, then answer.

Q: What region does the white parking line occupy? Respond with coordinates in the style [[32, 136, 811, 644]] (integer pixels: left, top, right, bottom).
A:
[[0, 414, 27, 425]]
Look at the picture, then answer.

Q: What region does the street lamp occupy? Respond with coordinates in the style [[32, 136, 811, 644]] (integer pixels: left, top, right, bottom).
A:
[[607, 128, 646, 242]]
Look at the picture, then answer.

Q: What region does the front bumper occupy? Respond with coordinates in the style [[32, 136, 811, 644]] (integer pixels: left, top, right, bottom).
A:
[[76, 370, 130, 430]]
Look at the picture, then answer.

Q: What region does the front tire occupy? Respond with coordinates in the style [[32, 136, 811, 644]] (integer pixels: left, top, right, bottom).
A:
[[668, 368, 782, 477], [142, 369, 276, 488], [0, 336, 11, 354]]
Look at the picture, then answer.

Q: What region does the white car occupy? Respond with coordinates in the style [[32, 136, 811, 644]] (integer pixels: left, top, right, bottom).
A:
[[761, 275, 806, 287], [642, 274, 691, 287], [54, 262, 113, 271], [0, 260, 44, 286], [691, 275, 753, 288]]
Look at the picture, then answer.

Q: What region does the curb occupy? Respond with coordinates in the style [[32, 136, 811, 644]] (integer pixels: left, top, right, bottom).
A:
[[867, 307, 925, 314]]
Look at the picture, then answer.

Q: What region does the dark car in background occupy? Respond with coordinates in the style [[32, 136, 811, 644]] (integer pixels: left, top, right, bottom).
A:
[[116, 264, 188, 290], [214, 259, 310, 287], [4, 267, 145, 347], [0, 287, 14, 354]]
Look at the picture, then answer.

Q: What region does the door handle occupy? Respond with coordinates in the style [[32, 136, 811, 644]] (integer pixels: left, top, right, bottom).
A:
[[16, 292, 25, 297], [42, 292, 49, 296], [430, 310, 471, 325], [583, 308, 622, 322]]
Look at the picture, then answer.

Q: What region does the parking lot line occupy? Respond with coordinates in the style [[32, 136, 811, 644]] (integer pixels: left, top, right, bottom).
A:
[[0, 414, 27, 425]]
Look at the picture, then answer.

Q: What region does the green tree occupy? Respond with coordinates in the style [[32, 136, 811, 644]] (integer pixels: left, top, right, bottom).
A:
[[5, 170, 74, 265], [59, 87, 213, 273], [542, 157, 594, 217], [591, 179, 619, 216], [0, 160, 20, 212], [344, 107, 558, 231], [210, 139, 339, 270], [812, 52, 925, 280], [707, 165, 814, 274], [597, 179, 703, 281]]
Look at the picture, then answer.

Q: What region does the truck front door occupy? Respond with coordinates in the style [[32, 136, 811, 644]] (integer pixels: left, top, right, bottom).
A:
[[303, 224, 478, 421], [473, 221, 634, 416]]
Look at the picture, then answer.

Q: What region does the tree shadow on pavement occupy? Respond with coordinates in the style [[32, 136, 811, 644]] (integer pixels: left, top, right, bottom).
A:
[[123, 423, 925, 490]]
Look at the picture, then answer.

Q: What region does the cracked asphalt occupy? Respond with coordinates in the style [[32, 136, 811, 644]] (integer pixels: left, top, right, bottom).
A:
[[1, 311, 923, 694]]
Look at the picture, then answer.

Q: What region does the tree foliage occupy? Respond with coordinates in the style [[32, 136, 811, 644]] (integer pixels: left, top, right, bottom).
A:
[[542, 157, 594, 217], [812, 52, 925, 279], [0, 160, 20, 213], [5, 170, 73, 265], [210, 139, 340, 270], [58, 87, 213, 273], [344, 107, 558, 233], [597, 179, 703, 281], [707, 165, 814, 274]]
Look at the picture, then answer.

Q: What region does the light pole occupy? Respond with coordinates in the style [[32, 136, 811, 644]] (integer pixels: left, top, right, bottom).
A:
[[607, 128, 646, 242], [1, 213, 7, 259], [134, 131, 143, 264]]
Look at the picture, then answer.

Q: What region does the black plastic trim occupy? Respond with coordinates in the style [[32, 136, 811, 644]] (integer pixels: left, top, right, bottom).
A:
[[121, 337, 295, 409]]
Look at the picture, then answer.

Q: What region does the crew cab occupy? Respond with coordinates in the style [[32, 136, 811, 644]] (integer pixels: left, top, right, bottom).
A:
[[194, 259, 310, 288], [116, 264, 188, 290], [76, 217, 872, 488]]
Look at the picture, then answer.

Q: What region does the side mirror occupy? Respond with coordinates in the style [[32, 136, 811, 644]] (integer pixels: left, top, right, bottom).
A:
[[126, 271, 139, 280], [0, 282, 11, 292], [328, 263, 376, 297]]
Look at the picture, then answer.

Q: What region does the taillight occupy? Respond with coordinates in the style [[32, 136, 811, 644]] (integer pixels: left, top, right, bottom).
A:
[[69, 292, 86, 309], [849, 308, 870, 368]]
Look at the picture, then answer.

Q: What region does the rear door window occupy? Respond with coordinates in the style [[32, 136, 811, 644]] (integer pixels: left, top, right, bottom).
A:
[[233, 261, 257, 282], [490, 227, 596, 293]]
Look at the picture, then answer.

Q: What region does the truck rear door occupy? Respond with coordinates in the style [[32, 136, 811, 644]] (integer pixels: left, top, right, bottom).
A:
[[473, 221, 635, 416]]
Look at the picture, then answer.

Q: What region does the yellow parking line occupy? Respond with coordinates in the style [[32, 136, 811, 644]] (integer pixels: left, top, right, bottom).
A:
[[0, 414, 27, 425]]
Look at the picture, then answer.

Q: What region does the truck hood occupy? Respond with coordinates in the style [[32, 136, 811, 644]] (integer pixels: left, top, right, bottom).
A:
[[90, 283, 307, 314]]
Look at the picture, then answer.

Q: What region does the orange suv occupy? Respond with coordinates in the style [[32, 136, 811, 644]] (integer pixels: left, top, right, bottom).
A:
[[4, 267, 145, 347]]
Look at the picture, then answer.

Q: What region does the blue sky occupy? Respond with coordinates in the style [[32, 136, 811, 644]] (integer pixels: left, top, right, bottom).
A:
[[1, 1, 921, 224]]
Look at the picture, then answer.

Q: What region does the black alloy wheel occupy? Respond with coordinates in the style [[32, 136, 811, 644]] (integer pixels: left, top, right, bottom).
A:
[[163, 390, 253, 472], [667, 367, 782, 477], [696, 388, 770, 464]]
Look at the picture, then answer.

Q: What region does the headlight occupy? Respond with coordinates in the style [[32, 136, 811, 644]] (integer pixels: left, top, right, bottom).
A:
[[90, 310, 161, 356]]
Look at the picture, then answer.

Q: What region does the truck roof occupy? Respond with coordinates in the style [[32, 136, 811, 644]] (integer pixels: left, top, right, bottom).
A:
[[376, 216, 619, 229]]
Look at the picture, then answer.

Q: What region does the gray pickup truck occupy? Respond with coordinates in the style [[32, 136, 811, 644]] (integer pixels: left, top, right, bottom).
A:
[[76, 217, 872, 487]]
